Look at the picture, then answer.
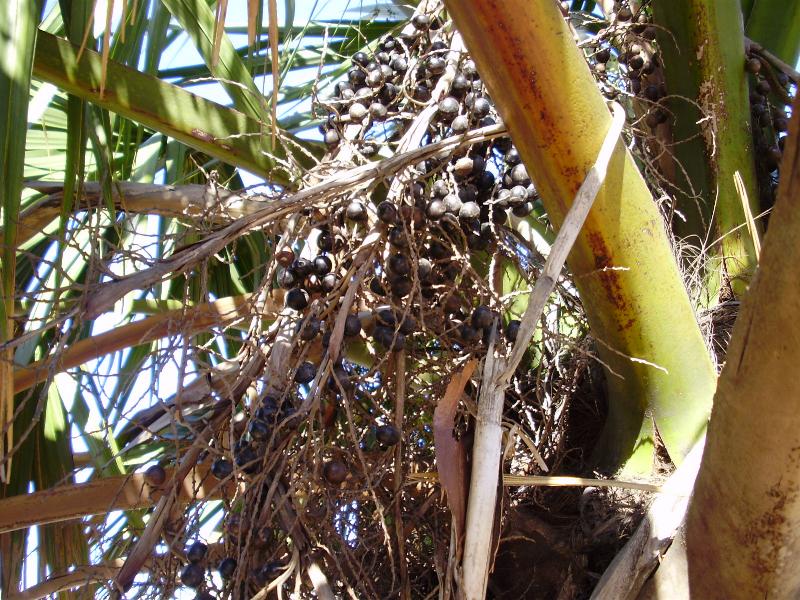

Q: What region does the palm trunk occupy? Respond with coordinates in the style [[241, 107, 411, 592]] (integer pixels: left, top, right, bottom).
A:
[[684, 101, 800, 598]]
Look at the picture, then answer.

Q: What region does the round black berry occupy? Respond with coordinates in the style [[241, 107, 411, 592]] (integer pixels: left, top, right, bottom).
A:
[[295, 361, 317, 384], [344, 314, 362, 337], [323, 460, 348, 484], [218, 557, 237, 579], [144, 464, 166, 487], [248, 419, 270, 442], [180, 563, 205, 588], [472, 305, 494, 329], [346, 200, 367, 221], [313, 255, 332, 275], [210, 458, 233, 480], [376, 424, 402, 446], [186, 541, 208, 564], [285, 288, 309, 311], [437, 96, 459, 121], [505, 319, 521, 343]]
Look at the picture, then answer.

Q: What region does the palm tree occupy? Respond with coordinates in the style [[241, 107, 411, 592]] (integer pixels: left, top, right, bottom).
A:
[[0, 0, 796, 598]]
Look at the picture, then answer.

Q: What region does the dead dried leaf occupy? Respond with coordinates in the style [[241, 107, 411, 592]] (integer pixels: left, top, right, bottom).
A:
[[247, 0, 259, 49], [212, 0, 228, 68], [433, 359, 476, 555]]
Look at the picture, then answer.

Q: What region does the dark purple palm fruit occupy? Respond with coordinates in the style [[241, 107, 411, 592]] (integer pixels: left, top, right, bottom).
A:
[[431, 179, 449, 198], [391, 331, 407, 351], [292, 260, 316, 278], [399, 315, 417, 335], [459, 322, 480, 344], [458, 183, 478, 204], [347, 67, 367, 88], [313, 255, 332, 276], [387, 227, 409, 248], [509, 185, 528, 207], [376, 424, 402, 446], [210, 457, 233, 479], [218, 557, 237, 580], [285, 288, 308, 311], [426, 55, 446, 76], [345, 200, 368, 222], [334, 80, 352, 97], [472, 305, 494, 330], [323, 460, 348, 484], [235, 444, 259, 474], [248, 418, 270, 442], [344, 314, 362, 337], [454, 156, 474, 178], [459, 201, 481, 221], [495, 188, 512, 209], [390, 276, 412, 298], [378, 83, 398, 106], [462, 59, 479, 79], [505, 146, 521, 165], [377, 201, 397, 224], [144, 464, 166, 487], [437, 96, 460, 122], [451, 72, 470, 96], [376, 307, 397, 327], [294, 361, 317, 384], [414, 83, 431, 102], [505, 319, 521, 343], [443, 194, 462, 215], [369, 102, 388, 120], [476, 170, 495, 193], [512, 202, 534, 218], [351, 51, 369, 67], [390, 55, 407, 73], [180, 563, 205, 588], [297, 316, 321, 341], [373, 325, 393, 349], [510, 163, 531, 187], [416, 258, 432, 282], [321, 273, 339, 293], [388, 253, 411, 276], [349, 102, 368, 121], [186, 541, 208, 564], [470, 96, 491, 119], [277, 268, 297, 289], [427, 198, 447, 220], [412, 13, 430, 29], [256, 395, 279, 422], [370, 277, 387, 295]]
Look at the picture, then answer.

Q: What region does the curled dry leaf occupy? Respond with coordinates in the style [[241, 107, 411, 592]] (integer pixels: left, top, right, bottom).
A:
[[432, 358, 476, 555]]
